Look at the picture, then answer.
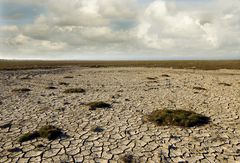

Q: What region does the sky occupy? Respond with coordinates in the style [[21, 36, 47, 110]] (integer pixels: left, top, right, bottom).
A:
[[0, 0, 240, 60]]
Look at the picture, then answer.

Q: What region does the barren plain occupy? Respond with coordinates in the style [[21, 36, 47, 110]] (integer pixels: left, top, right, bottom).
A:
[[0, 66, 240, 162]]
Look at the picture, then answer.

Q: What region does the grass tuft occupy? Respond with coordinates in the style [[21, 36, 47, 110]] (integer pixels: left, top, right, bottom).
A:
[[63, 88, 85, 93], [147, 109, 210, 127]]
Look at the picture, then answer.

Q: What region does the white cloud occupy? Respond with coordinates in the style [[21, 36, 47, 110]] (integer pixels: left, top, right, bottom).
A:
[[98, 0, 137, 19], [0, 25, 18, 32], [0, 0, 240, 59], [137, 0, 240, 54]]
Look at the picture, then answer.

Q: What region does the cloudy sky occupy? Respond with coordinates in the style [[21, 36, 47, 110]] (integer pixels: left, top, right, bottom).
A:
[[0, 0, 240, 60]]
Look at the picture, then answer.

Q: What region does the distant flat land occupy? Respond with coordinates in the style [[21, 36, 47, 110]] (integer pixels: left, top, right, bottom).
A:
[[0, 60, 240, 70]]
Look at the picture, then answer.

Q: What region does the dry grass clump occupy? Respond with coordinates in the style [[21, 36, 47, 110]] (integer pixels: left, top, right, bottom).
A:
[[12, 88, 31, 93], [193, 86, 207, 91], [18, 125, 62, 142], [147, 109, 210, 127], [63, 88, 85, 93], [88, 101, 111, 110]]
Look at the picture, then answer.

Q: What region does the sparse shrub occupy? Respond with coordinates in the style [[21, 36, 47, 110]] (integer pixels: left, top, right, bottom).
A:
[[20, 76, 31, 80], [147, 109, 210, 127], [0, 123, 11, 129], [218, 83, 231, 86], [37, 144, 45, 148], [18, 125, 62, 142], [146, 77, 158, 80], [193, 87, 207, 91], [59, 82, 69, 86], [64, 76, 73, 79], [92, 126, 104, 132], [88, 101, 111, 110], [7, 147, 21, 153], [63, 88, 85, 93], [162, 74, 170, 77], [147, 80, 158, 83], [46, 86, 57, 90], [12, 88, 31, 93]]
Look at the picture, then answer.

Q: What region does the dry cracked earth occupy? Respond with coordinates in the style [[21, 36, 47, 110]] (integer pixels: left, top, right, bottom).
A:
[[0, 67, 240, 163]]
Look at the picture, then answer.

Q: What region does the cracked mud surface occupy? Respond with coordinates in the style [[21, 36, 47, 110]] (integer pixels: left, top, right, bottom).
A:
[[0, 67, 240, 162]]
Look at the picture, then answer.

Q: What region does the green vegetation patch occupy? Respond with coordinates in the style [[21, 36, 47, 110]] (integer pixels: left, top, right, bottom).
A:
[[88, 101, 111, 110], [18, 125, 62, 142], [147, 109, 210, 127], [63, 88, 85, 93]]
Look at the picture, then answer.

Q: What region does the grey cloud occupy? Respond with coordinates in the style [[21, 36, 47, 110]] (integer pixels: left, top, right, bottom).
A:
[[0, 0, 240, 59]]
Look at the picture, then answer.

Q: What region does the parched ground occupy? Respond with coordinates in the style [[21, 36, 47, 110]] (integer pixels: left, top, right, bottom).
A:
[[0, 67, 239, 163]]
